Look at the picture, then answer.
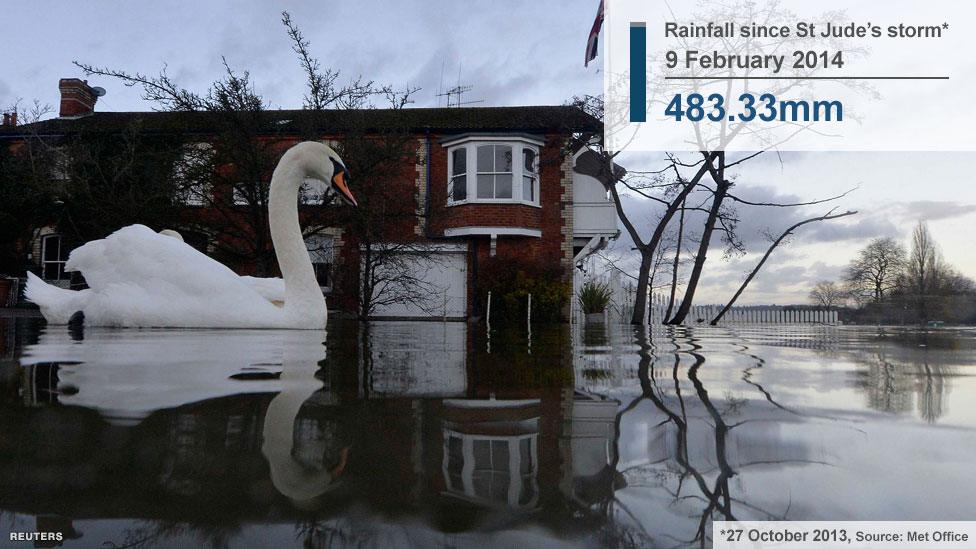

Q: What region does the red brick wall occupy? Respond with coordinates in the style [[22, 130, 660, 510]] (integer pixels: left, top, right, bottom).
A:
[[440, 203, 542, 231]]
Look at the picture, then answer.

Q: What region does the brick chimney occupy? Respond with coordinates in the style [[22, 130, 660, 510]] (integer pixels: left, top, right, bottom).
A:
[[59, 78, 99, 118]]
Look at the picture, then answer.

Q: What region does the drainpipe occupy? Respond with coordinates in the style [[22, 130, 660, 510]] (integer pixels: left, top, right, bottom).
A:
[[424, 129, 432, 239]]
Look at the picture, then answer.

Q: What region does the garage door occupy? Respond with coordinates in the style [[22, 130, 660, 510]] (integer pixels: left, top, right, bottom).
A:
[[369, 244, 468, 319]]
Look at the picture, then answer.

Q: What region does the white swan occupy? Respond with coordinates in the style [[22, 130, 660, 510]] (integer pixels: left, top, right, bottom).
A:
[[157, 228, 287, 304], [25, 141, 356, 329]]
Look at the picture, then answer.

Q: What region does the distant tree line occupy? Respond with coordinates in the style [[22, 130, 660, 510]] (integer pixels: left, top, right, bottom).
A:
[[810, 221, 976, 324]]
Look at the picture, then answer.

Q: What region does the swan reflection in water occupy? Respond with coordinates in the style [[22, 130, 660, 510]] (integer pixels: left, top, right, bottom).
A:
[[261, 333, 350, 507], [20, 326, 349, 505]]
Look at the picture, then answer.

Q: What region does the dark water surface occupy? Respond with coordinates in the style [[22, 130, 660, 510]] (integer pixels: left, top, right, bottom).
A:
[[1, 319, 974, 548]]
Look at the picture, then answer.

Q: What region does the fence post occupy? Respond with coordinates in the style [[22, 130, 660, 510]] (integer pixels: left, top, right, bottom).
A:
[[486, 291, 492, 327]]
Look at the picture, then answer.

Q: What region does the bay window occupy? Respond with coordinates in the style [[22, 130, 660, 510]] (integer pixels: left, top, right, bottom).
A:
[[476, 144, 513, 199], [444, 136, 542, 206]]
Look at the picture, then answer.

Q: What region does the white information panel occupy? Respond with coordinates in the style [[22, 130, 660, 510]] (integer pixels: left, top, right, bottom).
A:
[[604, 0, 974, 152]]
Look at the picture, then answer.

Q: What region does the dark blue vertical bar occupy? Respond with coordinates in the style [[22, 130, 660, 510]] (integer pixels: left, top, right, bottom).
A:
[[630, 23, 646, 122]]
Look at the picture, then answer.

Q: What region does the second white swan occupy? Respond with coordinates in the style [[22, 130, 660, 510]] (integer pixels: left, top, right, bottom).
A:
[[25, 141, 357, 329]]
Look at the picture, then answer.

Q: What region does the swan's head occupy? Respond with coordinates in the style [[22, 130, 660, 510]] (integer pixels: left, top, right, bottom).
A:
[[328, 156, 357, 207], [304, 143, 356, 207]]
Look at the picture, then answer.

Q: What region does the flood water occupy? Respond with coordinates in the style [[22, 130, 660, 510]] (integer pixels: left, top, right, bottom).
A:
[[1, 318, 974, 548]]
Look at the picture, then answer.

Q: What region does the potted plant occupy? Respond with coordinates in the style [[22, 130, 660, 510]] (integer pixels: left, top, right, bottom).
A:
[[579, 280, 612, 324]]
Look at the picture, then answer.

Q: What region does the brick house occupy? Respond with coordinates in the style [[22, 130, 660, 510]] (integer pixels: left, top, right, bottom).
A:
[[0, 79, 618, 320]]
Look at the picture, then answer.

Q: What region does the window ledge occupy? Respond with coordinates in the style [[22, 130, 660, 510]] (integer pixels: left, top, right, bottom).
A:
[[444, 227, 542, 238], [447, 199, 541, 209]]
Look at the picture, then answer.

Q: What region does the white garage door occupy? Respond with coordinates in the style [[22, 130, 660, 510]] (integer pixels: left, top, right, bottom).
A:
[[369, 244, 468, 319]]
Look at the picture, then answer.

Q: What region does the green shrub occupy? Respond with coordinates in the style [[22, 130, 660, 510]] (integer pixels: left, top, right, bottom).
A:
[[578, 280, 612, 314], [479, 257, 570, 323]]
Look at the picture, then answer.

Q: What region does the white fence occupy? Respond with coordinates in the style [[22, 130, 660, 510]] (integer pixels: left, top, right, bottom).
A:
[[574, 269, 839, 325]]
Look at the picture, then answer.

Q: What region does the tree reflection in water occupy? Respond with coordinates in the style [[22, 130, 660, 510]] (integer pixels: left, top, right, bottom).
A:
[[620, 330, 741, 547]]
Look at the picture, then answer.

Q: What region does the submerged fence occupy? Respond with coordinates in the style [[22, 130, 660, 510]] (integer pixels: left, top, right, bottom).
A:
[[574, 269, 839, 325]]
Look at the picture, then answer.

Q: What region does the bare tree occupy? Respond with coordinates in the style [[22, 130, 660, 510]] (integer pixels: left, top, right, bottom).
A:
[[710, 209, 857, 325], [667, 153, 731, 324], [903, 221, 944, 321], [844, 237, 905, 304], [809, 281, 844, 309]]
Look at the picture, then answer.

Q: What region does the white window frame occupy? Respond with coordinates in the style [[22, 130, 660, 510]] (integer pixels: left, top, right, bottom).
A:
[[41, 234, 69, 281], [441, 429, 539, 509], [445, 136, 542, 208]]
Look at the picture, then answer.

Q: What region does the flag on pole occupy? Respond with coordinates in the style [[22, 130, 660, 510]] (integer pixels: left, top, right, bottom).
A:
[[584, 0, 604, 67]]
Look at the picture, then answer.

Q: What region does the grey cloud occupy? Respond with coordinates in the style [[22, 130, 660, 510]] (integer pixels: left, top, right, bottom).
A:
[[897, 200, 976, 222]]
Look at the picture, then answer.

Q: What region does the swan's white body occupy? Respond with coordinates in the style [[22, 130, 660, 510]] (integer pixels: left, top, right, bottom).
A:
[[25, 142, 352, 329], [159, 226, 287, 303]]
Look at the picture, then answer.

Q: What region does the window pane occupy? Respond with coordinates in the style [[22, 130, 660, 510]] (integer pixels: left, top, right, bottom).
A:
[[477, 174, 494, 198], [491, 440, 509, 470], [305, 235, 334, 289], [452, 148, 466, 175], [473, 439, 491, 469], [473, 472, 490, 498], [496, 146, 512, 172], [451, 175, 467, 201], [523, 176, 534, 201], [523, 149, 536, 174], [448, 436, 463, 470], [300, 178, 328, 205], [476, 145, 493, 172], [495, 174, 512, 199], [42, 237, 60, 261], [519, 439, 533, 473], [305, 235, 334, 263], [491, 472, 510, 501], [519, 477, 536, 505]]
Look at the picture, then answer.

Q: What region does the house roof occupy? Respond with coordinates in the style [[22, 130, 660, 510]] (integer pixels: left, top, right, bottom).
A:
[[0, 105, 601, 138]]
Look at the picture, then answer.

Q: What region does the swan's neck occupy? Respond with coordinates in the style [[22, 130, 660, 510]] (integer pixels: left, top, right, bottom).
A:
[[268, 155, 327, 323]]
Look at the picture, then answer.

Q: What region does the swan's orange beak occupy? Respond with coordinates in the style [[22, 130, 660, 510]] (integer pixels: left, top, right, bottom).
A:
[[332, 168, 357, 207]]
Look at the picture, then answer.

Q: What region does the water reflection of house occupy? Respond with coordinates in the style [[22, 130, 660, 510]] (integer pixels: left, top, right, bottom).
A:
[[2, 324, 626, 532], [439, 398, 541, 510]]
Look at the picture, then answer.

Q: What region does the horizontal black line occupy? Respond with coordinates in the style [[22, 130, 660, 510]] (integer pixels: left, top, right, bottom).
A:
[[664, 76, 950, 80]]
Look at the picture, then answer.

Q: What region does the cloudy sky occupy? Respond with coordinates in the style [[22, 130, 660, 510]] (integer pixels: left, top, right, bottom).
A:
[[3, 1, 974, 305]]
